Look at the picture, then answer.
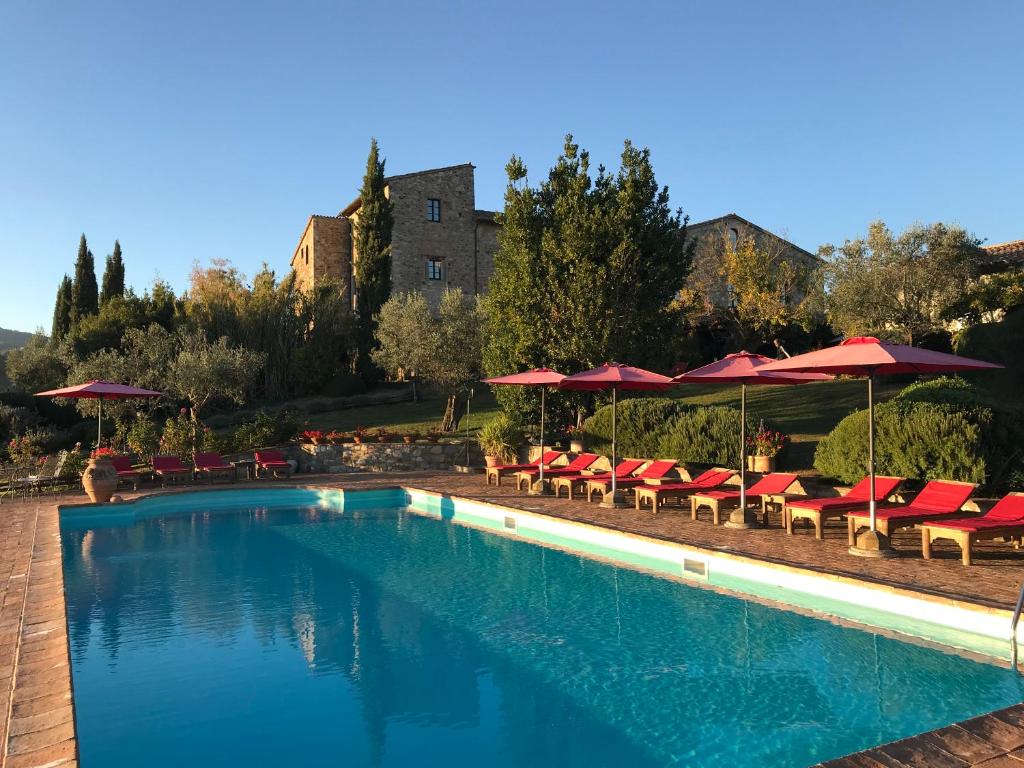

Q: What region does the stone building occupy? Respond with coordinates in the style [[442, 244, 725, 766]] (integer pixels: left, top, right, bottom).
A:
[[290, 163, 500, 310], [685, 213, 821, 307]]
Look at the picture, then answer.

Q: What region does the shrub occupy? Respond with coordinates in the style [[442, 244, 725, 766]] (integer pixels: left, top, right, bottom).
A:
[[125, 415, 160, 460], [658, 406, 751, 466], [582, 398, 693, 458], [0, 405, 41, 444], [814, 376, 1024, 491], [159, 412, 217, 460], [7, 426, 62, 465], [582, 397, 756, 466], [232, 410, 300, 451], [478, 414, 523, 464]]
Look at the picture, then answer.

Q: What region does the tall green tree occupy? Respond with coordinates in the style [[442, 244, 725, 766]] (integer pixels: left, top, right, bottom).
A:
[[100, 240, 126, 304], [70, 234, 99, 326], [483, 135, 693, 422], [51, 275, 73, 341], [353, 138, 394, 383], [822, 221, 981, 344]]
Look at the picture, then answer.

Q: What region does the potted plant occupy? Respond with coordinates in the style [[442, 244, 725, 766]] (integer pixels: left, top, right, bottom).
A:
[[477, 415, 523, 468], [82, 447, 119, 504], [746, 424, 787, 473], [302, 430, 325, 445], [402, 431, 418, 444], [565, 424, 585, 453], [326, 430, 348, 445], [352, 426, 366, 445]]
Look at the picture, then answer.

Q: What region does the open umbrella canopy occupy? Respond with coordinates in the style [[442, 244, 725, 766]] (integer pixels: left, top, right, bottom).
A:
[[673, 351, 834, 385], [758, 337, 1003, 376], [673, 352, 831, 528], [483, 368, 566, 493], [35, 380, 163, 399], [483, 368, 566, 387], [760, 337, 1002, 553], [558, 362, 674, 392]]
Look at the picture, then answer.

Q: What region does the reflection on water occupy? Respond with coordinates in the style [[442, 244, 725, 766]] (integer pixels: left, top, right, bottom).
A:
[[62, 506, 1024, 767]]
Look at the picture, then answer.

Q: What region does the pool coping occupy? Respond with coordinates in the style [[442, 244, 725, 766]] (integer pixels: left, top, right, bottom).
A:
[[9, 477, 1024, 768]]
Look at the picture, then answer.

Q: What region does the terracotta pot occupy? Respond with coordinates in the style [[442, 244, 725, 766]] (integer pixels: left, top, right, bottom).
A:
[[352, 436, 363, 445], [569, 439, 585, 453], [485, 455, 500, 468], [403, 435, 414, 444], [82, 457, 118, 504], [748, 455, 775, 473]]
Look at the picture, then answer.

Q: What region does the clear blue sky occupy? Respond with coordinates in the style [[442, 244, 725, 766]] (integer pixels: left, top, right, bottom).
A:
[[2, 1, 1022, 333]]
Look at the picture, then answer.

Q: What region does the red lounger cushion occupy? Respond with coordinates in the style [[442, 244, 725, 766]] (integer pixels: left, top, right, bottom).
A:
[[153, 456, 190, 473], [520, 454, 599, 477], [788, 476, 902, 511], [491, 451, 562, 472], [195, 452, 232, 470], [922, 493, 1024, 531], [255, 451, 290, 467], [867, 480, 977, 520], [109, 455, 140, 475], [642, 469, 735, 492], [698, 473, 799, 501]]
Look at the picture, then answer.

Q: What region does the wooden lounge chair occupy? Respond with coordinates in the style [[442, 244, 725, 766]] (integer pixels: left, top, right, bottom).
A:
[[485, 450, 563, 487], [634, 469, 736, 513], [921, 493, 1024, 566], [254, 449, 293, 478], [550, 458, 646, 500], [846, 479, 978, 545], [152, 455, 193, 486], [109, 455, 143, 490], [785, 476, 903, 539], [690, 473, 799, 526], [583, 459, 679, 502], [194, 452, 235, 484], [515, 453, 600, 491]]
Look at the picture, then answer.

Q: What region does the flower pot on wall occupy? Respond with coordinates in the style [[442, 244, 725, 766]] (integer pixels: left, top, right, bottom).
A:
[[485, 455, 500, 468], [82, 457, 118, 503], [748, 455, 775, 473], [569, 439, 585, 453]]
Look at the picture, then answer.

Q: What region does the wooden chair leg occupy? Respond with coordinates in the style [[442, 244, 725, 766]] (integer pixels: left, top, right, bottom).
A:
[[785, 508, 794, 535], [712, 502, 720, 526], [962, 533, 973, 566], [814, 514, 823, 540], [921, 528, 932, 559], [690, 497, 698, 520], [848, 517, 857, 546]]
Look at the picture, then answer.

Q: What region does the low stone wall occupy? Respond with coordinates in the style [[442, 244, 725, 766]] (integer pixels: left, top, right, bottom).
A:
[[290, 441, 483, 473]]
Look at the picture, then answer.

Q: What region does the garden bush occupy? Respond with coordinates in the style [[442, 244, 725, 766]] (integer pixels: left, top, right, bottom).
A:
[[814, 376, 1024, 491], [0, 404, 41, 444], [125, 414, 161, 459], [231, 410, 300, 452], [582, 397, 756, 466]]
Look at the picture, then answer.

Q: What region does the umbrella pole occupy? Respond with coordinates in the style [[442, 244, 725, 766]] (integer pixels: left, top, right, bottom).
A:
[[97, 396, 103, 449], [601, 388, 624, 508], [850, 372, 892, 557], [726, 383, 756, 528], [531, 387, 546, 495]]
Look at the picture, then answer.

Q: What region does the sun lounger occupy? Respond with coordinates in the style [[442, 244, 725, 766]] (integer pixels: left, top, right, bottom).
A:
[[921, 493, 1024, 566], [846, 479, 977, 545], [254, 449, 293, 478], [194, 452, 235, 484], [583, 459, 679, 502], [515, 453, 599, 491], [550, 459, 646, 500], [634, 469, 736, 513], [152, 455, 193, 486], [690, 473, 799, 526], [485, 450, 563, 487], [109, 455, 144, 490], [785, 476, 903, 539]]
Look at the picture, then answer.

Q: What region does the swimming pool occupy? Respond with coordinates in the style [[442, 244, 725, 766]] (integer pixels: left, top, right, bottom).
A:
[[61, 488, 1024, 767]]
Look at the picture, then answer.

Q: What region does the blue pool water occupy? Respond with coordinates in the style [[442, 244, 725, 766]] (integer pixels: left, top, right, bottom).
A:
[[61, 494, 1024, 767]]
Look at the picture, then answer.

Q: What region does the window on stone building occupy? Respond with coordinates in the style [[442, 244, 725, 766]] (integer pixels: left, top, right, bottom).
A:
[[303, 245, 308, 265], [728, 227, 739, 249], [426, 259, 443, 280], [427, 198, 441, 222]]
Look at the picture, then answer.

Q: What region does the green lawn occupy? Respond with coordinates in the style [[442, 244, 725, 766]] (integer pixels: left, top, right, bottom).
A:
[[306, 391, 503, 437], [302, 379, 897, 472]]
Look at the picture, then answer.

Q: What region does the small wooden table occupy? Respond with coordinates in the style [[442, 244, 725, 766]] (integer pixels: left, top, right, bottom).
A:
[[762, 492, 807, 529]]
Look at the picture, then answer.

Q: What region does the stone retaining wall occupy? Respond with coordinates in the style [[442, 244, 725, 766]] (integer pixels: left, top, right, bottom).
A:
[[291, 442, 483, 473]]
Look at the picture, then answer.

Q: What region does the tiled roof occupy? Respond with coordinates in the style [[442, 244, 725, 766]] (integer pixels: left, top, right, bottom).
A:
[[983, 240, 1024, 262]]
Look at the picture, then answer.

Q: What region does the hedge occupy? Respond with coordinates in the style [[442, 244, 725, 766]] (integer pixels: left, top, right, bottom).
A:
[[582, 397, 756, 466], [814, 376, 1024, 492]]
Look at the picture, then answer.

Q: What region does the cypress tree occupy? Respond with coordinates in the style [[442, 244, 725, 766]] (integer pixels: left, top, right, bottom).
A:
[[100, 239, 125, 304], [353, 138, 395, 382], [51, 275, 73, 341], [70, 234, 99, 325]]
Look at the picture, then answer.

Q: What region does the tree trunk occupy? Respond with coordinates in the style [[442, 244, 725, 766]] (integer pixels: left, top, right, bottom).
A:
[[440, 393, 463, 432]]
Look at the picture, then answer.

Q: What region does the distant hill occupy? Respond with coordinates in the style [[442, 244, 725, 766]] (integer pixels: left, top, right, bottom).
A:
[[0, 327, 36, 352]]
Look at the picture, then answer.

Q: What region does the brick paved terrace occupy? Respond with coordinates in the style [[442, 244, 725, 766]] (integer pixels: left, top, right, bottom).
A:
[[4, 470, 1024, 767]]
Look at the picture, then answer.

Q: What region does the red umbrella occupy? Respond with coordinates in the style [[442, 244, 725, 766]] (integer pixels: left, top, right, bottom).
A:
[[35, 380, 163, 447], [559, 363, 674, 506], [673, 352, 832, 527], [483, 368, 566, 492], [761, 337, 1002, 555]]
